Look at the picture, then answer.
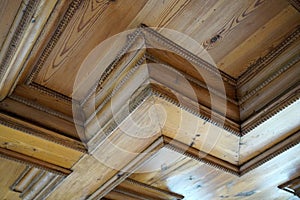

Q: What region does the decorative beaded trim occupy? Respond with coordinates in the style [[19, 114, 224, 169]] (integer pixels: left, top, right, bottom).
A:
[[80, 28, 145, 106], [10, 95, 73, 122], [140, 24, 237, 86], [240, 131, 300, 175], [145, 53, 238, 105], [0, 0, 40, 80], [239, 54, 300, 104], [164, 144, 240, 176], [238, 26, 300, 86], [241, 86, 300, 135], [151, 88, 240, 136], [26, 0, 83, 83]]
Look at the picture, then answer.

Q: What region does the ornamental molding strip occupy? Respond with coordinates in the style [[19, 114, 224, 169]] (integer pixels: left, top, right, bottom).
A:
[[11, 166, 66, 200]]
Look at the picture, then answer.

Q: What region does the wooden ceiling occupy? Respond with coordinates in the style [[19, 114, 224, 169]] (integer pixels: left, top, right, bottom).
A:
[[0, 0, 299, 199]]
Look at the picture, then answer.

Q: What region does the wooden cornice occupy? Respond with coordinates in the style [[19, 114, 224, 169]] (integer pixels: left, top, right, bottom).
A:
[[0, 0, 61, 101]]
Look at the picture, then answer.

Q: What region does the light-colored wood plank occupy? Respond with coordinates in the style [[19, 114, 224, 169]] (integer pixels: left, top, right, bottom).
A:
[[0, 124, 83, 168]]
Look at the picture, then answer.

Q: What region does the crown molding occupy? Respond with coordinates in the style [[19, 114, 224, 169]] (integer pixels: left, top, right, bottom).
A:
[[237, 26, 300, 86]]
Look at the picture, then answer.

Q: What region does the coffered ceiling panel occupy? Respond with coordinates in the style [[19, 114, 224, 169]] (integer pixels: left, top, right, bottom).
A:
[[0, 0, 299, 199]]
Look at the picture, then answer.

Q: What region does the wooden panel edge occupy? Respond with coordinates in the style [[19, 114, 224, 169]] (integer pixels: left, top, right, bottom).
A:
[[0, 0, 41, 100], [0, 147, 72, 176], [239, 129, 300, 175], [237, 26, 300, 86], [0, 112, 86, 152], [163, 136, 240, 176]]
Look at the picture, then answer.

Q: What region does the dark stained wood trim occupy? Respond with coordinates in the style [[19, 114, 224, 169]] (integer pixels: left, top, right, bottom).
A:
[[0, 148, 72, 176], [11, 166, 66, 200], [288, 0, 300, 12], [278, 175, 300, 197], [239, 129, 300, 175]]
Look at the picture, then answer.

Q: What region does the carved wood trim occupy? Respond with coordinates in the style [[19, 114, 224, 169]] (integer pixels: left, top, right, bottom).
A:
[[163, 136, 240, 176], [237, 26, 300, 86], [140, 24, 237, 86], [87, 136, 164, 200], [28, 83, 73, 103], [241, 84, 300, 135], [151, 85, 241, 136], [288, 0, 300, 12], [238, 54, 300, 104], [162, 129, 300, 177], [11, 166, 66, 200], [6, 23, 296, 142], [145, 53, 238, 105], [26, 0, 83, 84], [0, 148, 71, 176], [0, 0, 41, 100], [10, 94, 73, 123]]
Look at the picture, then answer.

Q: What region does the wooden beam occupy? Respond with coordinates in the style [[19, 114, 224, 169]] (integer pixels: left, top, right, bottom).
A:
[[240, 130, 300, 175], [0, 148, 71, 175]]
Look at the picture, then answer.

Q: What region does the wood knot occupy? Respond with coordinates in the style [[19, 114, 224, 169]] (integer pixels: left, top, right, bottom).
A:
[[210, 34, 221, 43]]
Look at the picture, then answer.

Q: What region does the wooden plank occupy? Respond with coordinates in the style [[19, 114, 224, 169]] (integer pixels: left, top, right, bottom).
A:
[[0, 158, 26, 200], [0, 123, 83, 169], [0, 148, 71, 175], [239, 100, 300, 164], [130, 144, 300, 200], [0, 0, 59, 100], [0, 97, 79, 139], [163, 136, 240, 175], [219, 5, 300, 79], [0, 0, 22, 49], [240, 130, 300, 175], [155, 97, 239, 165], [33, 0, 148, 97]]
